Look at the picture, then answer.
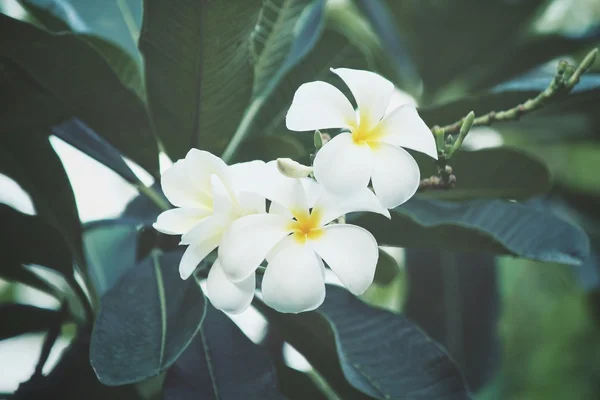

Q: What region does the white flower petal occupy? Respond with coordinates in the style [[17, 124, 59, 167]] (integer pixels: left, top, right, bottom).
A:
[[286, 81, 356, 131], [237, 191, 266, 214], [252, 161, 309, 211], [153, 207, 211, 235], [312, 224, 378, 295], [384, 87, 418, 116], [314, 187, 390, 226], [180, 215, 227, 245], [377, 105, 438, 159], [161, 160, 206, 208], [185, 148, 231, 196], [371, 143, 420, 209], [218, 214, 291, 282], [262, 240, 325, 313], [230, 160, 266, 193], [206, 259, 255, 314], [313, 133, 373, 195], [331, 68, 394, 130], [179, 234, 221, 280], [210, 174, 234, 216], [268, 201, 293, 219]]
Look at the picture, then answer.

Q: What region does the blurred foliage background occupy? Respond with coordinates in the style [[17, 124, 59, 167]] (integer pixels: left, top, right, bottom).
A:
[[1, 0, 600, 399]]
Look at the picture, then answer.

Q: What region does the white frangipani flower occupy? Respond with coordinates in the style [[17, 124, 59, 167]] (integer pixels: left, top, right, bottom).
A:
[[218, 162, 389, 313], [285, 68, 437, 209], [153, 149, 266, 314]]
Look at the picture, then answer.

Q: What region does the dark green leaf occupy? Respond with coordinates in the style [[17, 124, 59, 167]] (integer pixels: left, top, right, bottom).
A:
[[163, 304, 285, 400], [353, 198, 590, 265], [276, 367, 327, 400], [382, 0, 546, 99], [0, 134, 83, 268], [414, 148, 551, 200], [14, 335, 143, 400], [373, 248, 399, 285], [18, 0, 87, 32], [0, 14, 158, 175], [122, 183, 165, 224], [83, 219, 141, 296], [90, 251, 206, 385], [53, 119, 141, 184], [0, 304, 64, 340], [257, 285, 470, 399], [139, 0, 323, 159], [354, 0, 419, 91], [404, 250, 499, 391], [0, 261, 59, 297], [0, 204, 73, 278]]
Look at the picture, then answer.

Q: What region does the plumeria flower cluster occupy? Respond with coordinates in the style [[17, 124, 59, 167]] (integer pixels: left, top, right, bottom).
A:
[[153, 68, 436, 314]]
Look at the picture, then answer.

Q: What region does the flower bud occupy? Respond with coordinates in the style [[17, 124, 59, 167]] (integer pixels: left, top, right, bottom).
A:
[[277, 158, 313, 179]]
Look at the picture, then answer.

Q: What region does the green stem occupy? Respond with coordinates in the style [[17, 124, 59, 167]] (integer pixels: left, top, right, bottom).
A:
[[438, 48, 598, 136], [136, 183, 170, 211], [221, 98, 265, 163]]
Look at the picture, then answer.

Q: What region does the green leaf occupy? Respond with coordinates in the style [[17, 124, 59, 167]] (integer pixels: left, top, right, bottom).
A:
[[90, 251, 206, 385], [404, 250, 499, 391], [257, 285, 470, 399], [139, 0, 324, 160], [163, 304, 285, 400], [354, 0, 419, 91], [0, 133, 83, 269], [373, 248, 399, 285], [83, 219, 141, 296], [53, 119, 141, 185], [18, 0, 87, 32], [382, 0, 546, 99], [353, 198, 590, 265], [0, 304, 65, 341], [0, 204, 73, 279], [413, 148, 551, 200], [0, 14, 158, 175]]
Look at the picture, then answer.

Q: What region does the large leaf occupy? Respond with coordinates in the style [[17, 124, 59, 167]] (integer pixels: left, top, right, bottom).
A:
[[404, 250, 499, 391], [383, 0, 546, 100], [14, 335, 142, 400], [413, 147, 551, 200], [0, 304, 65, 340], [0, 133, 83, 267], [353, 198, 590, 265], [163, 304, 285, 400], [52, 118, 141, 184], [258, 285, 471, 399], [83, 219, 141, 296], [0, 14, 158, 175], [354, 0, 419, 91], [139, 0, 323, 159], [18, 0, 88, 32], [90, 250, 206, 385], [0, 204, 73, 278]]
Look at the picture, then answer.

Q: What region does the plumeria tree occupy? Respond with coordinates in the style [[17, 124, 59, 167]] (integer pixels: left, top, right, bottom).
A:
[[1, 0, 599, 399]]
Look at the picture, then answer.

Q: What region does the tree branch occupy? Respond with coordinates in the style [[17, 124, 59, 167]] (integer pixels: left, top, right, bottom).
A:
[[435, 48, 597, 137]]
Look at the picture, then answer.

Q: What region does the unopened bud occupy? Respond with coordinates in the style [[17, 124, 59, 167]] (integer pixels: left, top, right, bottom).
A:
[[314, 130, 324, 151], [277, 158, 313, 178]]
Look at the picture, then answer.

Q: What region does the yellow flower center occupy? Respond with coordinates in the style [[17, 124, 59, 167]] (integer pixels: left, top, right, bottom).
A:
[[287, 208, 324, 244], [350, 115, 383, 148]]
